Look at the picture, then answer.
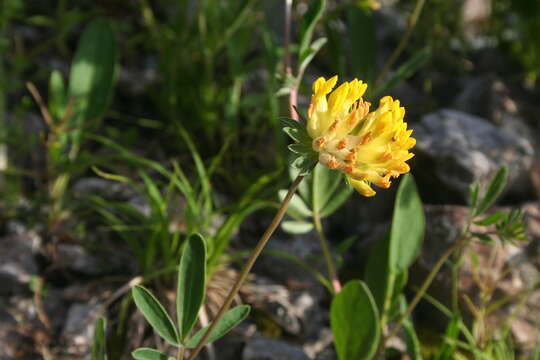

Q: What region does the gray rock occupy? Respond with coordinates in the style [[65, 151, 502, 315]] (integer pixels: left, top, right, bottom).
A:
[[243, 336, 310, 360], [0, 232, 39, 295], [256, 232, 325, 284], [242, 277, 321, 337], [412, 109, 534, 203], [304, 327, 334, 359], [61, 302, 101, 356], [72, 177, 135, 201], [452, 75, 517, 124], [315, 349, 337, 360], [56, 244, 103, 276]]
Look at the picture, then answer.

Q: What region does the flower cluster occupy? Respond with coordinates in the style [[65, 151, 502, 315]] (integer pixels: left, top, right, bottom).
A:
[[307, 76, 415, 197]]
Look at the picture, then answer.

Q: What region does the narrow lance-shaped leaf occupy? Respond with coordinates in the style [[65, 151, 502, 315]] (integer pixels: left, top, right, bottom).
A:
[[177, 233, 207, 341], [473, 167, 508, 217], [91, 317, 107, 360], [67, 18, 117, 151], [185, 305, 251, 348], [132, 348, 169, 360], [313, 164, 352, 217], [48, 69, 67, 122], [298, 37, 327, 76], [298, 0, 326, 57], [347, 6, 376, 85], [370, 47, 431, 100], [473, 211, 505, 226], [389, 174, 425, 272], [331, 281, 380, 360], [399, 296, 423, 360], [132, 285, 179, 345]]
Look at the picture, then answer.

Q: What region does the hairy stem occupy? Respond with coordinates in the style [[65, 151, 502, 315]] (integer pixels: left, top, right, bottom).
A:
[[283, 0, 298, 121], [187, 175, 304, 360]]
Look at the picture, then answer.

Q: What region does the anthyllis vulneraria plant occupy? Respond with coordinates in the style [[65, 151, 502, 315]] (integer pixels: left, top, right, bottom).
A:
[[187, 76, 416, 359], [284, 75, 416, 196]]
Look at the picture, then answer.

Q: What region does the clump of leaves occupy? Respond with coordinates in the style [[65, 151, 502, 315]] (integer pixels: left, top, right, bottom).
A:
[[131, 234, 250, 359]]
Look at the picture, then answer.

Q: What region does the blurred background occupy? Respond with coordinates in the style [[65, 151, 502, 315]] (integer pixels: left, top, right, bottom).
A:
[[0, 0, 539, 359]]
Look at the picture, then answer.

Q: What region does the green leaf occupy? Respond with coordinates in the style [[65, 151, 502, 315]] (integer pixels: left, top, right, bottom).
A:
[[319, 180, 353, 218], [404, 319, 422, 360], [312, 164, 352, 216], [278, 190, 312, 218], [389, 174, 425, 272], [365, 234, 392, 312], [177, 233, 207, 341], [469, 183, 480, 209], [67, 18, 117, 148], [347, 6, 376, 84], [365, 233, 409, 323], [298, 37, 327, 76], [473, 211, 505, 226], [48, 69, 67, 122], [281, 220, 314, 234], [472, 232, 495, 244], [473, 167, 508, 217], [398, 296, 422, 360], [132, 348, 169, 360], [91, 317, 107, 360], [132, 285, 179, 345], [185, 305, 251, 348], [298, 0, 326, 58], [291, 154, 318, 176], [288, 142, 313, 155], [435, 316, 461, 360], [331, 281, 380, 360], [371, 47, 431, 100]]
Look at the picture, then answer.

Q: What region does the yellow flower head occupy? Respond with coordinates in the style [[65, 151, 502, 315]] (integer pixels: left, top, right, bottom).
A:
[[307, 76, 416, 197]]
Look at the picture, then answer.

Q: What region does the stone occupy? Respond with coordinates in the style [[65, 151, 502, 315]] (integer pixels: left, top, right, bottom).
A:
[[452, 75, 517, 124], [243, 336, 311, 360], [53, 242, 136, 277], [255, 232, 326, 284], [304, 327, 334, 359], [72, 177, 135, 201], [315, 348, 337, 360], [242, 276, 322, 337], [412, 109, 534, 203], [0, 232, 39, 295], [56, 244, 103, 276], [61, 302, 101, 356]]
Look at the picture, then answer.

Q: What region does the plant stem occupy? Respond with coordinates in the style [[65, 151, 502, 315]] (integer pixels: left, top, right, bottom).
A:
[[177, 346, 185, 360], [313, 211, 341, 294], [376, 234, 470, 357], [374, 0, 427, 88], [187, 175, 304, 360], [283, 0, 298, 121]]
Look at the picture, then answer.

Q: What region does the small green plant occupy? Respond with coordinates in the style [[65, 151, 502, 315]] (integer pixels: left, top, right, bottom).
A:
[[87, 133, 275, 276], [24, 18, 117, 228], [323, 166, 531, 359], [131, 234, 250, 359]]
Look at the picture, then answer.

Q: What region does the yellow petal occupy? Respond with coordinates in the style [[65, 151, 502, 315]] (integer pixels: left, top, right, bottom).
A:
[[348, 177, 376, 197]]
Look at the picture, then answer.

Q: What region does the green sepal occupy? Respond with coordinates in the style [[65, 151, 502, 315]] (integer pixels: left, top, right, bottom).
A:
[[281, 118, 318, 176]]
